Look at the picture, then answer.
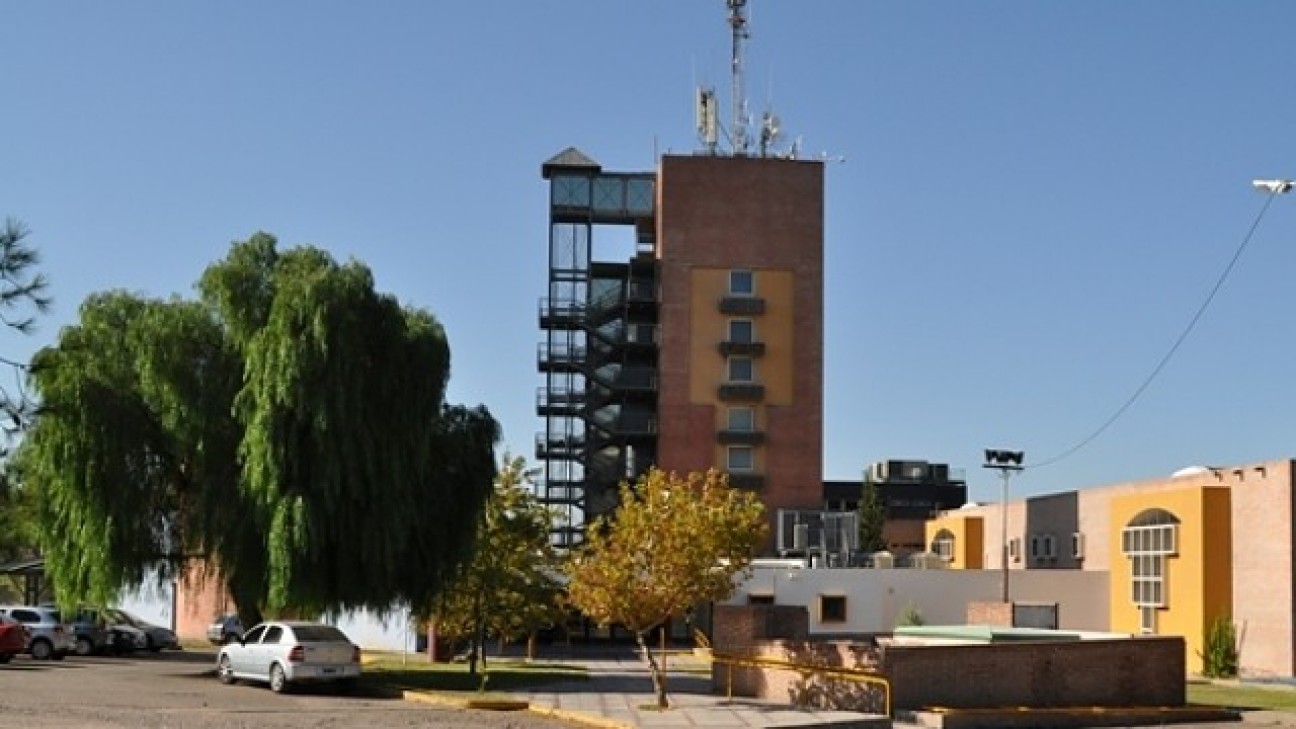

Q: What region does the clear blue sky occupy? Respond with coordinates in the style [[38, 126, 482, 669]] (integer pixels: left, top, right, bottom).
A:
[[5, 2, 1296, 505]]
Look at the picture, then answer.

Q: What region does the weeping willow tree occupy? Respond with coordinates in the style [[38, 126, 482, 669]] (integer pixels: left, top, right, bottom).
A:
[[19, 232, 496, 624]]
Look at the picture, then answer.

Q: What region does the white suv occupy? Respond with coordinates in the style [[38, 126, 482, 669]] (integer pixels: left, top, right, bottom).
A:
[[0, 605, 75, 659]]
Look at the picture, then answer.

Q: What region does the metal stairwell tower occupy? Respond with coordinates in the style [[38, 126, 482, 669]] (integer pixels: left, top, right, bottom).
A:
[[537, 149, 659, 548]]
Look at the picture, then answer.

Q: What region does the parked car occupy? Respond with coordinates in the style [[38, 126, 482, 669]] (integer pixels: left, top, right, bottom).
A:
[[207, 614, 243, 645], [62, 607, 146, 656], [0, 615, 29, 663], [0, 605, 74, 660], [215, 621, 361, 693], [67, 608, 110, 657], [104, 608, 178, 651]]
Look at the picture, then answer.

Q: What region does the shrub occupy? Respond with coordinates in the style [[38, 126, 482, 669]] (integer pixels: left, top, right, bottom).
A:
[[897, 603, 925, 628], [1199, 614, 1239, 678]]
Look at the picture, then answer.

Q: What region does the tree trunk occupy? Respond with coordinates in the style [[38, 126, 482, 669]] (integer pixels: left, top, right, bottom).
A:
[[635, 631, 669, 709], [468, 591, 482, 677]]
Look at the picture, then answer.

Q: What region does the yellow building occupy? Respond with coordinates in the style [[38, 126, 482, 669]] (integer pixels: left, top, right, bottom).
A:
[[924, 512, 984, 570], [927, 459, 1294, 676]]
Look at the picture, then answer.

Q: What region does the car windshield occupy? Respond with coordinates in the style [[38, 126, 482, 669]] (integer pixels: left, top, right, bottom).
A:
[[291, 625, 348, 643], [112, 610, 142, 627]]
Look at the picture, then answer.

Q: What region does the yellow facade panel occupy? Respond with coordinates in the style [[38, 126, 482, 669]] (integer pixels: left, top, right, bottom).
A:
[[1108, 486, 1232, 675], [687, 268, 795, 405]]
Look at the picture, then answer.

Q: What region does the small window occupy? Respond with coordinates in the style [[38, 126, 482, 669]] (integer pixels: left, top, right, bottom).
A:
[[263, 625, 284, 644], [1009, 537, 1021, 562], [729, 269, 754, 295], [242, 625, 267, 644], [728, 319, 754, 343], [727, 406, 755, 432], [727, 356, 754, 383], [1043, 534, 1056, 560], [727, 446, 754, 472], [931, 529, 955, 561], [1030, 535, 1041, 559], [748, 594, 774, 606], [820, 595, 847, 623], [1071, 532, 1085, 560]]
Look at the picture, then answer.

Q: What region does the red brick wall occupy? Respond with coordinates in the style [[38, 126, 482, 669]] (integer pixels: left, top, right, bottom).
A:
[[656, 155, 824, 550], [716, 636, 1185, 711], [967, 601, 1013, 626], [173, 564, 235, 642], [712, 604, 809, 652]]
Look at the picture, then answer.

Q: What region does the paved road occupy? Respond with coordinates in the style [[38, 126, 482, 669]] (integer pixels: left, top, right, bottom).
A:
[[0, 650, 578, 729]]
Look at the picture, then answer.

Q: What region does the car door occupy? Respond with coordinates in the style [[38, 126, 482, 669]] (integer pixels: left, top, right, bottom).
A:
[[254, 625, 285, 680], [231, 624, 266, 677]]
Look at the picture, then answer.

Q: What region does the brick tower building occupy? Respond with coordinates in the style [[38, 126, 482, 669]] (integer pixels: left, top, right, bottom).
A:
[[537, 149, 824, 552]]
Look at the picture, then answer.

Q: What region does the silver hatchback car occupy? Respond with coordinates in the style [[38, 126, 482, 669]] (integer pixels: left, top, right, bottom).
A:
[[215, 621, 361, 693]]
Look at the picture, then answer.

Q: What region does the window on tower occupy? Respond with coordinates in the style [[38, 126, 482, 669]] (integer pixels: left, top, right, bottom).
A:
[[729, 269, 754, 296]]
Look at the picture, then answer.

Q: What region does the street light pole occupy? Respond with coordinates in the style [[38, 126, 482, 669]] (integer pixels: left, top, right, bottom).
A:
[[983, 449, 1024, 604]]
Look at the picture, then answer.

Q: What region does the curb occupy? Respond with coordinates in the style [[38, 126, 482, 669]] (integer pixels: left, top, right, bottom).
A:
[[402, 689, 629, 729]]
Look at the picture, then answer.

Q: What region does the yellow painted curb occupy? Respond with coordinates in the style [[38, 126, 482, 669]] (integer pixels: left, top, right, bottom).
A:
[[528, 705, 632, 729], [401, 689, 629, 729]]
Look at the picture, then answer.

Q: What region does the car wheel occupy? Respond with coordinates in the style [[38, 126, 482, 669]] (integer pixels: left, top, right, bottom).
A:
[[75, 636, 95, 657], [269, 663, 289, 694], [30, 638, 52, 660], [217, 655, 235, 685]]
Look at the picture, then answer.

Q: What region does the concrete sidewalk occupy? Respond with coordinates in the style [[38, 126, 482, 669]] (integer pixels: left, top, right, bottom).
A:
[[510, 653, 889, 729]]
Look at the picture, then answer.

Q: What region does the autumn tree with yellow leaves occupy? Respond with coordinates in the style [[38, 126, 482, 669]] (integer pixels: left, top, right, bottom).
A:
[[565, 468, 767, 709]]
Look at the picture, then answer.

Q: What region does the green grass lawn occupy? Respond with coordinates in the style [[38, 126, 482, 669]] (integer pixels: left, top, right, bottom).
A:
[[359, 656, 588, 695], [1188, 681, 1296, 712]]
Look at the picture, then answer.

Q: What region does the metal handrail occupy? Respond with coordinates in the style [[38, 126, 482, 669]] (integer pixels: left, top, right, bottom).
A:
[[709, 651, 891, 717]]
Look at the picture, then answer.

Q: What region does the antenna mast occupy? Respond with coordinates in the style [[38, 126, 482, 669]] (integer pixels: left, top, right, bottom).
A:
[[728, 0, 750, 155]]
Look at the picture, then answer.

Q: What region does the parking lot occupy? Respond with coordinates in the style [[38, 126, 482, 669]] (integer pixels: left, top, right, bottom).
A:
[[0, 649, 578, 729]]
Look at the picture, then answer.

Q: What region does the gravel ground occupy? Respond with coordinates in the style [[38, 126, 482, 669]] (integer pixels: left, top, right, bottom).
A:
[[0, 650, 579, 729]]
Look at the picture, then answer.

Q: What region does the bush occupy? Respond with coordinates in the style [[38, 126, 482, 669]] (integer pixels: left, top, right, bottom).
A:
[[897, 603, 925, 628], [1199, 614, 1239, 678]]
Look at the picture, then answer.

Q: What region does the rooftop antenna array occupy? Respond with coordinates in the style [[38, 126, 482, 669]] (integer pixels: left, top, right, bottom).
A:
[[696, 1, 799, 159]]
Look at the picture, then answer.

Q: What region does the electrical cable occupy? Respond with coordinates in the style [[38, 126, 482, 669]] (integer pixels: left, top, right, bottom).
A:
[[1028, 192, 1282, 471]]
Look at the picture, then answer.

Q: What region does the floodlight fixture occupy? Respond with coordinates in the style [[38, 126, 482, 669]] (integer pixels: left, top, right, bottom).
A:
[[983, 448, 1025, 603], [1252, 179, 1294, 195]]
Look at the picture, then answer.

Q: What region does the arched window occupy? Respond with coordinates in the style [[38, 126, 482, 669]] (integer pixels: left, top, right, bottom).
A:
[[931, 528, 955, 562], [1121, 509, 1180, 633]]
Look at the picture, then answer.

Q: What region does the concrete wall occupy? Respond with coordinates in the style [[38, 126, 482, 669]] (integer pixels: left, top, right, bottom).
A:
[[726, 566, 1111, 634]]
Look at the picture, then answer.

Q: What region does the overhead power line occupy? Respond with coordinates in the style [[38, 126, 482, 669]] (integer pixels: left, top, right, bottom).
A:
[[1029, 188, 1287, 471]]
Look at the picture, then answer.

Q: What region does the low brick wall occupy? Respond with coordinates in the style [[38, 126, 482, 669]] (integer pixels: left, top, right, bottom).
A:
[[711, 635, 1185, 712], [882, 636, 1184, 709]]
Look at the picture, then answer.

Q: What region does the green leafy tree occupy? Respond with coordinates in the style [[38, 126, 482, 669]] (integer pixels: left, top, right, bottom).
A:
[[0, 218, 52, 442], [19, 232, 496, 625], [566, 468, 767, 709], [857, 477, 887, 553], [0, 218, 51, 569], [428, 454, 564, 677]]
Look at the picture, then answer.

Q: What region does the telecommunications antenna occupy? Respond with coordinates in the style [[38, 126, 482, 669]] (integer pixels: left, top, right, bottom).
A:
[[728, 0, 751, 155]]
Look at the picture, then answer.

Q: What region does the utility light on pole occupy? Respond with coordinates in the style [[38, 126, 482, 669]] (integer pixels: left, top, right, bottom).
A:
[[983, 449, 1024, 604]]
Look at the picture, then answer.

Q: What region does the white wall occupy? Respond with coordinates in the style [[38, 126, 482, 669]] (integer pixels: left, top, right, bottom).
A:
[[727, 565, 1112, 634]]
